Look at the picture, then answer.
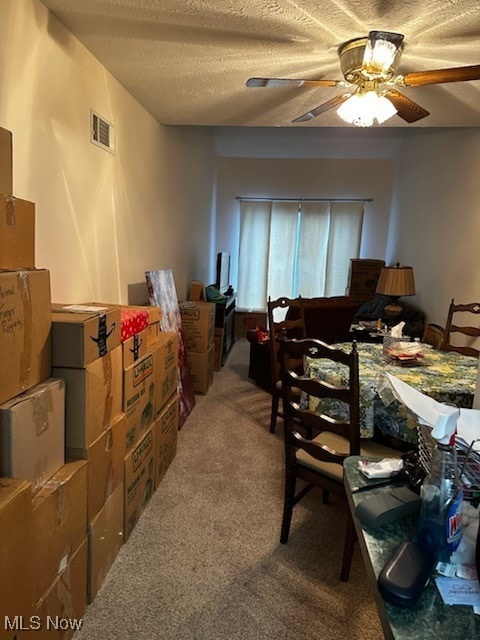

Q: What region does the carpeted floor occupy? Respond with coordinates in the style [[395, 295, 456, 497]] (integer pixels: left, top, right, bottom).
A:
[[74, 339, 384, 640]]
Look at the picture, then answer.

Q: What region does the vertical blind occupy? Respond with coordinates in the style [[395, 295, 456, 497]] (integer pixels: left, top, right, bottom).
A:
[[237, 199, 365, 310]]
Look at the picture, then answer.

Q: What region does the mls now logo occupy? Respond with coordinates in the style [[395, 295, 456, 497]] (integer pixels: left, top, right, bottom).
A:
[[4, 616, 84, 631]]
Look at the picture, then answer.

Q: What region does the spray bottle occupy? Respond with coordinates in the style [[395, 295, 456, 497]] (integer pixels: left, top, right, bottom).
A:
[[414, 407, 463, 564]]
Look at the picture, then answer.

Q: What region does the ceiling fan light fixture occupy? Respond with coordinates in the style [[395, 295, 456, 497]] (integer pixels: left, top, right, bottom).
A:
[[362, 30, 404, 79], [337, 91, 397, 127]]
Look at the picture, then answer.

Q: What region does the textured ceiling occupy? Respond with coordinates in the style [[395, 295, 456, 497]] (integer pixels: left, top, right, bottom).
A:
[[40, 0, 480, 128]]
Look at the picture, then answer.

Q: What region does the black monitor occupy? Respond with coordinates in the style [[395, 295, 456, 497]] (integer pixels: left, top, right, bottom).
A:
[[216, 252, 230, 294]]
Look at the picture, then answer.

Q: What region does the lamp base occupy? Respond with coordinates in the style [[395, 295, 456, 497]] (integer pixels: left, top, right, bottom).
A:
[[384, 302, 402, 320]]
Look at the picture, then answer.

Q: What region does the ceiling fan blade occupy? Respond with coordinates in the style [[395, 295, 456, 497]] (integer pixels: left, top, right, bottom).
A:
[[292, 93, 353, 123], [246, 77, 340, 88], [402, 64, 480, 87], [384, 89, 430, 123]]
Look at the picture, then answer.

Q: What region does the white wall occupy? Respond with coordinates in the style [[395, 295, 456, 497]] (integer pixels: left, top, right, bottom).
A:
[[0, 0, 216, 303], [215, 156, 395, 290], [387, 128, 480, 325]]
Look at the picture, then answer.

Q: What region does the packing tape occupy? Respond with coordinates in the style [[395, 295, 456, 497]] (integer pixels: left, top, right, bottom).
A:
[[5, 195, 16, 228], [105, 459, 114, 502], [55, 482, 69, 527], [33, 457, 49, 493], [57, 562, 75, 619], [18, 271, 33, 389], [33, 387, 54, 437], [102, 353, 113, 427], [104, 427, 113, 452]]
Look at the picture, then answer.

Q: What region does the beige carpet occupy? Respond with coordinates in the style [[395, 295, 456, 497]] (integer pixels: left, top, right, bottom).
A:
[[74, 339, 384, 640]]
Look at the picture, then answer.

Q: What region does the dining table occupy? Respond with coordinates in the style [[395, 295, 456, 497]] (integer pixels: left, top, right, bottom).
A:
[[305, 342, 478, 444]]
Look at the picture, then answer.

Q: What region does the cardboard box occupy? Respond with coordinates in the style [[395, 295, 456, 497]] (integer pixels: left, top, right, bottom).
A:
[[0, 478, 34, 639], [81, 412, 127, 522], [35, 540, 87, 638], [123, 351, 156, 451], [186, 344, 214, 395], [0, 377, 65, 493], [31, 460, 87, 605], [0, 126, 13, 195], [153, 331, 179, 416], [154, 394, 179, 489], [145, 321, 160, 348], [234, 311, 267, 338], [0, 195, 35, 270], [348, 259, 385, 303], [0, 269, 52, 406], [122, 326, 149, 368], [53, 346, 123, 455], [120, 306, 149, 342], [88, 481, 124, 603], [188, 280, 206, 302], [179, 301, 215, 352], [214, 327, 224, 371], [124, 424, 156, 541], [51, 303, 121, 368], [129, 304, 161, 326]]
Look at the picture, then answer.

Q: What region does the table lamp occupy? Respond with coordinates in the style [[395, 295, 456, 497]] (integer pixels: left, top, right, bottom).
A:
[[376, 263, 415, 319]]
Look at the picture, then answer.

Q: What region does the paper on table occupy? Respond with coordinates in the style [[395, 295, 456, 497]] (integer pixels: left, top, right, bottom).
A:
[[435, 576, 480, 606], [385, 373, 480, 448]]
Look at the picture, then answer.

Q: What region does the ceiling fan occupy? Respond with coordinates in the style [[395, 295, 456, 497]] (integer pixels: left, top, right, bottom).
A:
[[246, 31, 480, 127]]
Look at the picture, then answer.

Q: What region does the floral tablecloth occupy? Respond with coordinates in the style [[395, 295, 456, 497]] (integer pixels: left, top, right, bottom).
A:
[[306, 343, 478, 443]]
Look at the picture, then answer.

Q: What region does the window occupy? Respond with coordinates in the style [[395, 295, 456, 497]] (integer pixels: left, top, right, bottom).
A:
[[237, 199, 365, 311]]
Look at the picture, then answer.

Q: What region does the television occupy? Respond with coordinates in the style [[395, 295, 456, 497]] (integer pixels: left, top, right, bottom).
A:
[[216, 252, 231, 295]]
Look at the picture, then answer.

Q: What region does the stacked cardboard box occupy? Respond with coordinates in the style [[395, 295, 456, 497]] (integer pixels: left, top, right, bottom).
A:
[[50, 302, 124, 602], [347, 258, 385, 303], [0, 125, 87, 637], [119, 304, 179, 541], [0, 127, 180, 625], [31, 461, 88, 608], [180, 301, 215, 394], [0, 478, 34, 638]]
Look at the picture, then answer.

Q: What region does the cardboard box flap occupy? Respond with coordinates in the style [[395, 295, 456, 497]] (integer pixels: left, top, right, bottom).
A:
[[51, 303, 119, 323]]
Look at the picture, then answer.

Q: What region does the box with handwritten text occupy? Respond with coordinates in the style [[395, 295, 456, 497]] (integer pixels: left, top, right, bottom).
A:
[[0, 269, 52, 405]]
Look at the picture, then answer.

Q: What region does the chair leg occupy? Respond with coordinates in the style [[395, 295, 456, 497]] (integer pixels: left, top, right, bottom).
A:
[[340, 511, 357, 582], [270, 390, 280, 433], [280, 472, 296, 544]]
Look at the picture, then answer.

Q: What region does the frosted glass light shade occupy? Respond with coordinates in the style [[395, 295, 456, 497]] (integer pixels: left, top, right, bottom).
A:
[[337, 92, 397, 127], [362, 31, 404, 79]]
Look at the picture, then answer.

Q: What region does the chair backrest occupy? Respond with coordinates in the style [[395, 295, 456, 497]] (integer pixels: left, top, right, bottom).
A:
[[421, 323, 445, 350], [280, 338, 361, 461], [441, 299, 480, 358], [267, 296, 306, 384]]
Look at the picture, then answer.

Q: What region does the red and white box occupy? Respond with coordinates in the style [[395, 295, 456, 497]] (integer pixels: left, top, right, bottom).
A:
[[120, 308, 149, 342]]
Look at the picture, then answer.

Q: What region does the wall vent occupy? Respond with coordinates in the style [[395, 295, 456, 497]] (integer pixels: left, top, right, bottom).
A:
[[90, 110, 116, 154]]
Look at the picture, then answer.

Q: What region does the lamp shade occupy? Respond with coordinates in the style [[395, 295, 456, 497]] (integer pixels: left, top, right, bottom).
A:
[[376, 265, 415, 297]]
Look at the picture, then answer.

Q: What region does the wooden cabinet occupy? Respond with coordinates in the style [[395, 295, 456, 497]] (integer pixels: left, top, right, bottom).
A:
[[214, 294, 236, 366]]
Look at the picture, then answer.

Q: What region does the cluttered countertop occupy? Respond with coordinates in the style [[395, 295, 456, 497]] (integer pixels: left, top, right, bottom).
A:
[[345, 376, 480, 639]]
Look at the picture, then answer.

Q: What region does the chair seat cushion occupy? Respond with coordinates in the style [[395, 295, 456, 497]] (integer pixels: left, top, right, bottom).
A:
[[296, 431, 402, 482]]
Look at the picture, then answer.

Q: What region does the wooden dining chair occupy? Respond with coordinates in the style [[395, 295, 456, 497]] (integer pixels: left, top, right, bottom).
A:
[[421, 323, 445, 350], [267, 296, 306, 434], [279, 338, 401, 582], [441, 299, 480, 357]]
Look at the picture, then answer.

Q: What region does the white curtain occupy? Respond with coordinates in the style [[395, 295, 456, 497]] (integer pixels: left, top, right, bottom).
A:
[[237, 199, 364, 310], [237, 201, 271, 311]]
